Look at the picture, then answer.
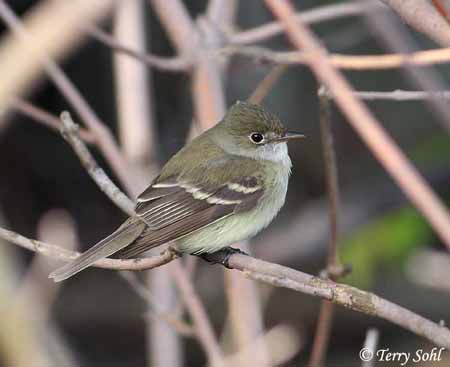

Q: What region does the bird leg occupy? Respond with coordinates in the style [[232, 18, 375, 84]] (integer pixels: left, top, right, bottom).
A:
[[198, 246, 249, 269]]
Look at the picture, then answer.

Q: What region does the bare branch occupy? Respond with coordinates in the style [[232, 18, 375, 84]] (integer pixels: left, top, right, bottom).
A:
[[3, 228, 450, 349], [169, 261, 223, 364], [308, 87, 342, 367], [0, 226, 178, 270], [380, 0, 450, 46], [230, 1, 382, 45], [264, 0, 450, 249], [59, 111, 135, 216], [206, 0, 237, 27], [9, 99, 96, 143], [432, 0, 450, 23], [247, 65, 288, 104], [318, 88, 340, 273], [353, 90, 450, 101], [148, 0, 197, 56], [226, 254, 450, 349], [222, 45, 450, 70], [86, 25, 190, 72], [119, 271, 194, 337]]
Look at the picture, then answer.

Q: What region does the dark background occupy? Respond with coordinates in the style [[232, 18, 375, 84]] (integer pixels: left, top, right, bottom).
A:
[[1, 1, 449, 366]]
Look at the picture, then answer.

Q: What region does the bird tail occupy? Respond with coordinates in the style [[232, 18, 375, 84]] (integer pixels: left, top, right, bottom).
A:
[[49, 220, 146, 282]]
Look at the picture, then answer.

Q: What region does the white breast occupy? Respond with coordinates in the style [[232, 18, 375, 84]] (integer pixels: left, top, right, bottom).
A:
[[178, 146, 292, 255]]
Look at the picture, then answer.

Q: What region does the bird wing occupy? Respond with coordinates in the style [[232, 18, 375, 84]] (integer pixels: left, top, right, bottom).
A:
[[114, 174, 264, 259]]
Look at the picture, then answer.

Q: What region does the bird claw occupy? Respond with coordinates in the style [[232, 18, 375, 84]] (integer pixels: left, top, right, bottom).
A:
[[198, 247, 249, 269]]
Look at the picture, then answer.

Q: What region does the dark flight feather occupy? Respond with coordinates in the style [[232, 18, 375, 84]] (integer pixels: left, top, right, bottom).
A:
[[115, 177, 263, 258]]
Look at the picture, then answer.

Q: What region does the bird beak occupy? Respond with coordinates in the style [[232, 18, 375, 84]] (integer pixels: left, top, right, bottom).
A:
[[271, 131, 305, 143]]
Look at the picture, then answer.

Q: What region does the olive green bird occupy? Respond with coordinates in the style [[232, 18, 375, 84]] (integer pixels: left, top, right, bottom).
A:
[[49, 101, 304, 282]]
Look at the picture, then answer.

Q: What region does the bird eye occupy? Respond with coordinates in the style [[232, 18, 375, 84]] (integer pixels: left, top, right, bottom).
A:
[[250, 132, 264, 144]]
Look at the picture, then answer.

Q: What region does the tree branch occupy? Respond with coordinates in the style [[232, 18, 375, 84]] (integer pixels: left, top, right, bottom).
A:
[[86, 25, 191, 72], [247, 65, 288, 104], [353, 90, 450, 101], [226, 254, 450, 349], [264, 0, 450, 249], [59, 111, 135, 216], [169, 261, 223, 365], [0, 226, 178, 270], [229, 1, 382, 45], [2, 227, 450, 348], [222, 45, 450, 70], [308, 87, 342, 367], [380, 0, 450, 46], [9, 99, 95, 143]]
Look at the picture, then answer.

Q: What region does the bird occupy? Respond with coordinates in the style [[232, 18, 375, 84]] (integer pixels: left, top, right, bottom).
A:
[[49, 101, 304, 282]]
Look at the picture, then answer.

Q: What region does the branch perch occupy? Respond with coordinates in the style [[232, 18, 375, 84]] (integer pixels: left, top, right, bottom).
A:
[[1, 227, 450, 348]]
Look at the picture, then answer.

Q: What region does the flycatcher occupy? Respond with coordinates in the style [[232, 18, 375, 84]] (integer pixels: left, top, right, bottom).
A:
[[50, 101, 304, 282]]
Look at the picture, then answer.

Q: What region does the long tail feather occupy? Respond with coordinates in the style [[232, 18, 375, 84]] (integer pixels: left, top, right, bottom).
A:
[[49, 221, 146, 282]]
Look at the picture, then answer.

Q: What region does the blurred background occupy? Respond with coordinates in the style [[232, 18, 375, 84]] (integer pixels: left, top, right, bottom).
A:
[[0, 0, 449, 366]]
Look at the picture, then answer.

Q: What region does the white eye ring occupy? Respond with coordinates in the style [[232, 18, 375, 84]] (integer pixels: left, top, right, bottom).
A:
[[249, 132, 265, 144]]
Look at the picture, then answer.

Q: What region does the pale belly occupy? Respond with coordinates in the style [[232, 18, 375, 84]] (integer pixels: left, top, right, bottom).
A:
[[178, 173, 289, 254]]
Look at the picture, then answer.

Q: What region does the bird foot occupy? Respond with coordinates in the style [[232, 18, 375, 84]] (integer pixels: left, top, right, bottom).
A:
[[198, 247, 249, 269]]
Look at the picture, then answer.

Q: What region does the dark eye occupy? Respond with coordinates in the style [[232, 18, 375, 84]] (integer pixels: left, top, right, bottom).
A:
[[250, 132, 264, 144]]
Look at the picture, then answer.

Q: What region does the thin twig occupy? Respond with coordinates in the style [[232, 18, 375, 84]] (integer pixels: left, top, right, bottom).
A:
[[59, 111, 135, 216], [169, 261, 223, 365], [148, 0, 197, 57], [308, 87, 341, 367], [86, 25, 190, 72], [221, 45, 450, 70], [308, 302, 335, 367], [3, 229, 450, 348], [318, 88, 340, 272], [432, 0, 450, 23], [0, 226, 178, 270], [353, 90, 450, 100], [264, 0, 450, 249], [206, 0, 237, 28], [119, 272, 194, 337], [248, 65, 288, 104], [9, 99, 96, 143], [229, 1, 382, 45]]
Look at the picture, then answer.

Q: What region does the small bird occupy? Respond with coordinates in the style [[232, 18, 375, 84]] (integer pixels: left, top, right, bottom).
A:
[[50, 101, 304, 282]]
